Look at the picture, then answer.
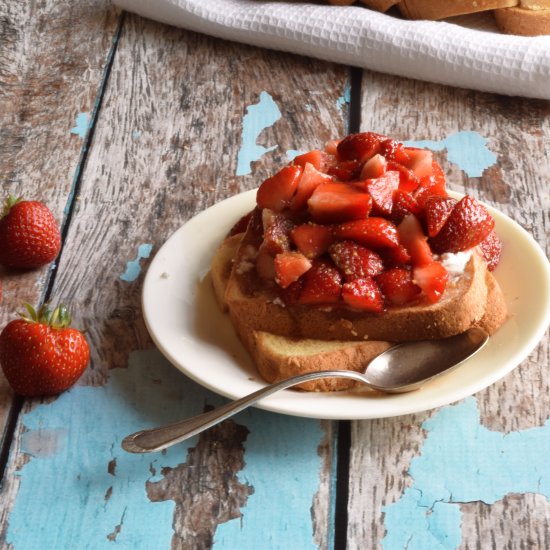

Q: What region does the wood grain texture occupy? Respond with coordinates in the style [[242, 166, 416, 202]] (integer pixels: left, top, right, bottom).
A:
[[0, 0, 120, 456], [348, 70, 550, 548], [1, 11, 349, 548]]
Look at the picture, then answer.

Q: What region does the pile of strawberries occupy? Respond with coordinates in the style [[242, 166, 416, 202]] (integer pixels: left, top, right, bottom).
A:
[[253, 132, 501, 312], [0, 196, 89, 396]]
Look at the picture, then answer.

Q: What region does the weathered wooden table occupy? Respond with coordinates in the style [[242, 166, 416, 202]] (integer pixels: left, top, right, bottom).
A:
[[1, 2, 549, 548]]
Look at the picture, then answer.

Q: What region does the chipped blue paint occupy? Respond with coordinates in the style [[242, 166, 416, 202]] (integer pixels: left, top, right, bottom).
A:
[[120, 243, 153, 282], [70, 112, 91, 139], [236, 91, 281, 176], [131, 131, 141, 139], [213, 411, 324, 549], [5, 350, 203, 549], [6, 348, 329, 548], [403, 131, 497, 178], [383, 397, 550, 549], [336, 82, 351, 111], [305, 103, 313, 112], [286, 149, 302, 162]]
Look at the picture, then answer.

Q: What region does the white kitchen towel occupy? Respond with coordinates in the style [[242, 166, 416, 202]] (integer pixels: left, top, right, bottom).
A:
[[113, 0, 550, 99]]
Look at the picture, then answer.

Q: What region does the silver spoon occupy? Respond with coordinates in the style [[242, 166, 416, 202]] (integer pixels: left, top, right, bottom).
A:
[[122, 327, 488, 453]]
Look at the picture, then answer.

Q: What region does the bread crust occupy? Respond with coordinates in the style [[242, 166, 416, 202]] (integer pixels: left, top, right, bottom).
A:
[[494, 6, 550, 34], [398, 0, 517, 19]]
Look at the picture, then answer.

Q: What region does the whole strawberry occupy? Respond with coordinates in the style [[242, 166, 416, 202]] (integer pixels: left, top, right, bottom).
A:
[[0, 304, 89, 396], [0, 196, 61, 268]]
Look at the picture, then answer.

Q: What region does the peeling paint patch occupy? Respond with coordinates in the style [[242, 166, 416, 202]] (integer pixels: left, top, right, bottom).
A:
[[5, 350, 205, 549], [70, 112, 91, 139], [336, 82, 351, 111], [403, 131, 497, 178], [236, 91, 281, 176], [383, 397, 550, 549], [120, 243, 153, 282], [131, 131, 141, 139], [21, 428, 68, 458]]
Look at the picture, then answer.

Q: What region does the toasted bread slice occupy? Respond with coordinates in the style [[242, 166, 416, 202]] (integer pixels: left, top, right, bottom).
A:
[[224, 212, 492, 342], [494, 6, 550, 34]]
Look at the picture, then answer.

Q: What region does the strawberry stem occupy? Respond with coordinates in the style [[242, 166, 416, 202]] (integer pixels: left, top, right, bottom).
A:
[[2, 195, 21, 219], [18, 302, 72, 328]]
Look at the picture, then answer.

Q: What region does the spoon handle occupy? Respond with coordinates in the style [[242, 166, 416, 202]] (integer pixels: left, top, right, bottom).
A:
[[121, 370, 368, 453]]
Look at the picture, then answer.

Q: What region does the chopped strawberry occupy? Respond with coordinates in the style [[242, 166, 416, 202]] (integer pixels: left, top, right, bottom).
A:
[[379, 139, 411, 164], [257, 165, 302, 212], [307, 183, 372, 224], [424, 196, 457, 237], [280, 278, 304, 306], [363, 170, 400, 215], [479, 230, 502, 271], [334, 218, 400, 249], [292, 150, 325, 171], [262, 211, 294, 254], [274, 251, 312, 288], [228, 210, 253, 237], [337, 132, 384, 162], [386, 161, 420, 193], [397, 214, 433, 267], [376, 268, 421, 306], [290, 223, 333, 259], [290, 162, 333, 212], [391, 189, 423, 225], [402, 148, 434, 178], [329, 241, 384, 281], [414, 161, 448, 206], [379, 244, 412, 267], [430, 195, 495, 253], [324, 140, 340, 155], [360, 154, 387, 179], [297, 260, 342, 305], [341, 278, 384, 312], [327, 160, 362, 181], [413, 261, 449, 304]]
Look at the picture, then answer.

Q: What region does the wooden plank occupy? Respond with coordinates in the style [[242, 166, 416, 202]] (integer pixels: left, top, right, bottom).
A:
[[0, 0, 120, 453], [0, 13, 350, 548], [348, 70, 550, 548]]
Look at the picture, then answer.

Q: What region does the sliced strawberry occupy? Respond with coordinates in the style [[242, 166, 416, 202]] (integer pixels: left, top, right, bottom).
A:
[[257, 165, 302, 212], [280, 278, 304, 306], [274, 251, 312, 288], [298, 259, 342, 305], [386, 161, 420, 193], [430, 195, 495, 253], [334, 218, 400, 249], [292, 150, 324, 171], [391, 189, 423, 225], [424, 196, 457, 238], [337, 132, 384, 162], [342, 278, 384, 312], [227, 210, 253, 237], [327, 160, 362, 181], [413, 261, 448, 304], [290, 223, 333, 259], [290, 162, 333, 212], [308, 183, 372, 224], [329, 241, 384, 281], [262, 211, 294, 254], [324, 140, 340, 155], [376, 267, 421, 306], [360, 154, 387, 179], [363, 170, 399, 215], [379, 139, 410, 164], [479, 230, 502, 271], [397, 214, 433, 267]]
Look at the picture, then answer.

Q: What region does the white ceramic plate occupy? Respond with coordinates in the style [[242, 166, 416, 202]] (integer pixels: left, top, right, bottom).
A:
[[142, 190, 550, 419]]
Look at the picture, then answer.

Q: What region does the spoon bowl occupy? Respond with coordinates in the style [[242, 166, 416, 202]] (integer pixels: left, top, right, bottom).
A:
[[122, 327, 488, 453]]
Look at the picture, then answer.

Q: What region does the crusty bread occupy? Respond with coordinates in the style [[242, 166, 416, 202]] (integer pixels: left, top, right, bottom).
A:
[[224, 212, 493, 342], [211, 229, 507, 391], [494, 6, 550, 34], [398, 0, 516, 20], [359, 0, 400, 11]]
